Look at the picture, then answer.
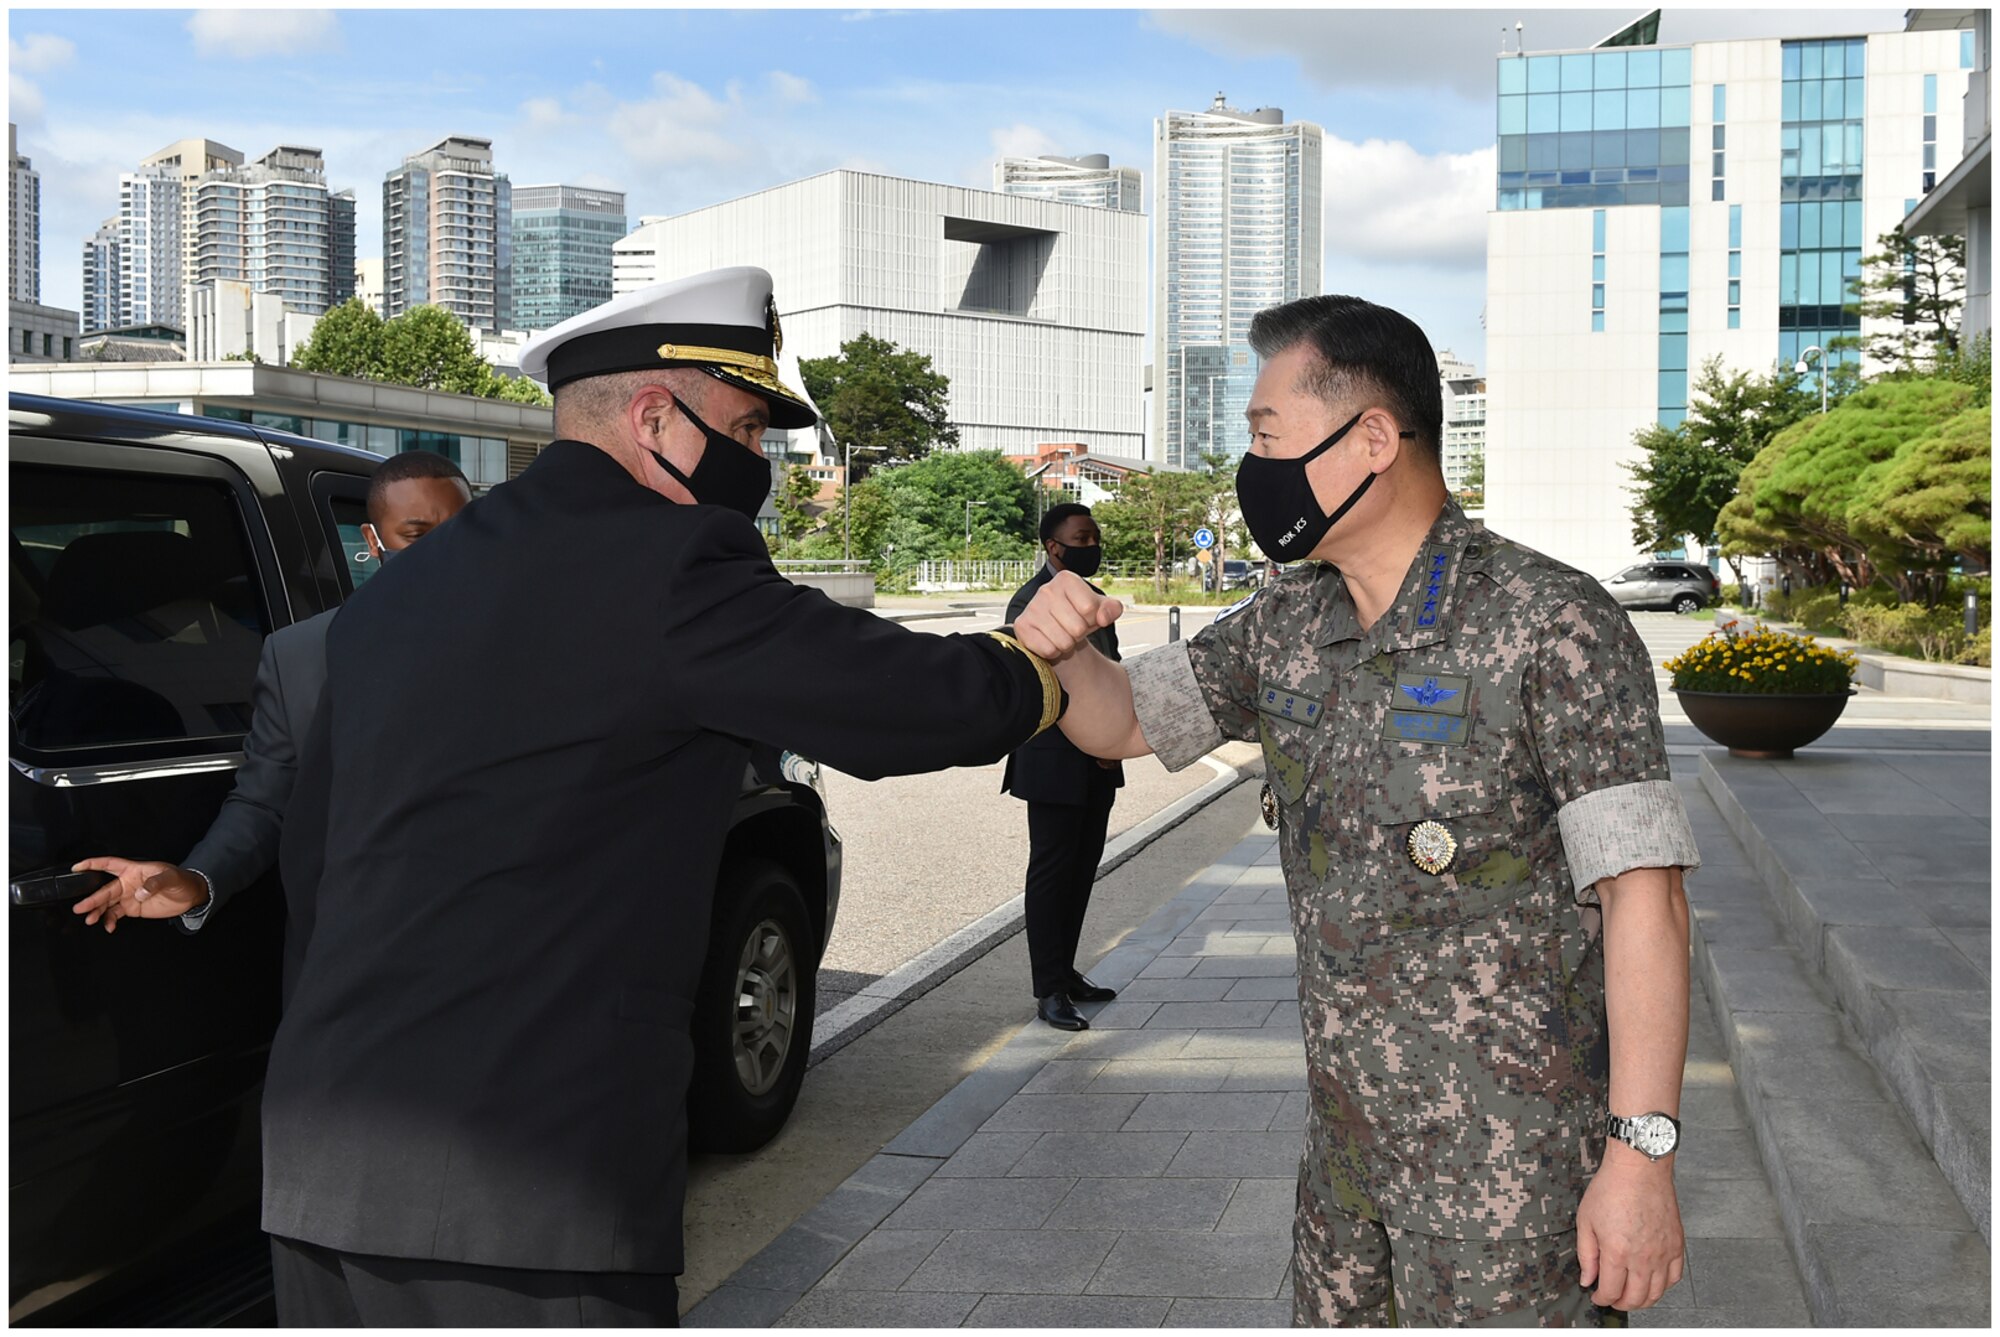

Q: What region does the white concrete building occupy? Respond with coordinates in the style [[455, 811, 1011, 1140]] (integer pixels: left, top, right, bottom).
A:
[[192, 145, 354, 316], [117, 168, 183, 331], [9, 299, 78, 363], [135, 138, 244, 329], [1902, 9, 1990, 344], [1486, 23, 1975, 579], [186, 278, 320, 364], [353, 257, 385, 316], [1153, 95, 1323, 469], [12, 123, 40, 303], [614, 170, 1147, 458], [82, 217, 120, 334], [1436, 350, 1488, 496], [383, 136, 512, 333], [995, 154, 1142, 212]]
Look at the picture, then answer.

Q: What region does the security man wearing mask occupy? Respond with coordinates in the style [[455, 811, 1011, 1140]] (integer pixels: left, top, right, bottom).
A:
[[259, 267, 1083, 1326], [1015, 294, 1701, 1325], [1002, 503, 1122, 1031]]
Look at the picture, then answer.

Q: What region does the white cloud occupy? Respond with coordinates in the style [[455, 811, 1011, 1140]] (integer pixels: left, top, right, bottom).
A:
[[187, 10, 342, 60], [603, 73, 741, 168], [1323, 135, 1494, 270], [10, 33, 75, 75], [989, 123, 1062, 162], [767, 71, 817, 105], [12, 79, 45, 125]]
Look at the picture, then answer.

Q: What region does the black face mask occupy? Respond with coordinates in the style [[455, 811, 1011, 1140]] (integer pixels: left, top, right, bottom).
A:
[[1054, 542, 1102, 579], [648, 397, 773, 521], [1236, 410, 1410, 562]]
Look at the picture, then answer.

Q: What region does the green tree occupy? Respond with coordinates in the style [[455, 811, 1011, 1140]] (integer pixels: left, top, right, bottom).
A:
[[1718, 378, 1982, 600], [291, 297, 384, 379], [378, 305, 491, 395], [1835, 225, 1967, 370], [1627, 359, 1817, 588], [844, 450, 1035, 568], [799, 333, 958, 482], [494, 372, 553, 407], [1457, 451, 1485, 509], [773, 462, 823, 544], [1093, 469, 1212, 595], [1848, 401, 1991, 582]]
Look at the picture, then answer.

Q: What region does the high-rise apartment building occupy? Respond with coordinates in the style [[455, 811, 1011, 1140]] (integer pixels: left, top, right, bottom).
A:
[[383, 136, 512, 333], [82, 217, 119, 334], [11, 123, 40, 303], [1485, 21, 1973, 577], [190, 146, 355, 316], [353, 257, 385, 316], [136, 137, 243, 328], [1436, 350, 1488, 497], [511, 184, 626, 331], [996, 154, 1142, 212], [1153, 95, 1323, 468], [118, 168, 183, 330], [614, 170, 1146, 459]]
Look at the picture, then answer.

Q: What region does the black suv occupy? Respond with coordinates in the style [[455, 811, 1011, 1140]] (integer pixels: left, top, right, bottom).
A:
[[8, 394, 841, 1325]]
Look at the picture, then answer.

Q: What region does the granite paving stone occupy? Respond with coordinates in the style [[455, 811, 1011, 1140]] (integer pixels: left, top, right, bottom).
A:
[[1040, 1176, 1237, 1232], [1179, 1028, 1308, 1060], [814, 1229, 947, 1291], [1674, 1173, 1788, 1239], [1145, 1000, 1278, 1029], [1729, 1008, 1891, 1102], [1020, 1060, 1107, 1095], [1115, 977, 1237, 1003], [1223, 975, 1305, 1002], [1763, 1095, 1974, 1228], [1006, 1130, 1190, 1178], [1825, 924, 1988, 994], [1086, 1230, 1292, 1298], [963, 1294, 1174, 1327], [776, 1290, 978, 1327], [1269, 1090, 1310, 1131], [1165, 1129, 1306, 1178], [1087, 1057, 1235, 1094], [982, 1092, 1143, 1133], [1136, 955, 1198, 980], [1188, 955, 1299, 978], [1085, 1001, 1163, 1029], [1217, 1178, 1297, 1234], [931, 1131, 1040, 1179], [1122, 1091, 1285, 1131], [1056, 1028, 1197, 1062], [1809, 1223, 1993, 1327], [1679, 1238, 1812, 1325], [879, 1176, 1075, 1231], [1164, 1297, 1293, 1326], [1222, 1056, 1311, 1091], [900, 1229, 1114, 1295]]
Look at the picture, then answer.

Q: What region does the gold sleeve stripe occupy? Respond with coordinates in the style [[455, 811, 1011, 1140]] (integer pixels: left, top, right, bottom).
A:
[[985, 631, 1064, 736]]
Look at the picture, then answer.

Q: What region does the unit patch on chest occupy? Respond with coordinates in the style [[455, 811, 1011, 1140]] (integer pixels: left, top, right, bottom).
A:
[[1382, 671, 1472, 746]]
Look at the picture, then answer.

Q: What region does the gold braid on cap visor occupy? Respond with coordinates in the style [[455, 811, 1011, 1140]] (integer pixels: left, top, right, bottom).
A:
[[658, 343, 782, 388]]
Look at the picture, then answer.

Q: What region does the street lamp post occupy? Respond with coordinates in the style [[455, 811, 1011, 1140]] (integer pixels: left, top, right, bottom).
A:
[[1795, 344, 1829, 414], [964, 499, 989, 558]]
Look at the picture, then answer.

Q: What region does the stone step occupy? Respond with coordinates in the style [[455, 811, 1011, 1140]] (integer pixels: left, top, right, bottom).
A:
[[1679, 772, 1991, 1327], [1698, 752, 1990, 1242]]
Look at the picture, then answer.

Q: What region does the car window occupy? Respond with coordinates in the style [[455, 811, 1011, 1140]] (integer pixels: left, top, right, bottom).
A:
[[329, 494, 376, 592], [1654, 564, 1697, 580], [10, 465, 271, 751], [1613, 566, 1648, 582]]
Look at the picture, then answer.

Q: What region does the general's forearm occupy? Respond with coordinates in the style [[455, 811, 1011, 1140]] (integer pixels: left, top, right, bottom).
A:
[[1599, 866, 1691, 1156], [1052, 646, 1152, 759]]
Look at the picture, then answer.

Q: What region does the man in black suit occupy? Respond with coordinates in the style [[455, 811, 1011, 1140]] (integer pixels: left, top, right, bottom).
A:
[[70, 452, 472, 937], [1004, 503, 1123, 1031], [256, 267, 1087, 1326]]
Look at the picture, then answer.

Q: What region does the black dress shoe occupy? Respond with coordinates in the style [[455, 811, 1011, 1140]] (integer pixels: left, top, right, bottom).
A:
[[1036, 991, 1089, 1031], [1066, 972, 1118, 1003]]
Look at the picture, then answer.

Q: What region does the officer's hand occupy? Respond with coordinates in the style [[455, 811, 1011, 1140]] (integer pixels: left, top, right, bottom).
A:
[[1575, 1150, 1685, 1312], [1015, 571, 1122, 662], [69, 857, 210, 933]]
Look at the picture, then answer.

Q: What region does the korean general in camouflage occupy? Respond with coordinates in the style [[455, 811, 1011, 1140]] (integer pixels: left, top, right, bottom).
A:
[[1014, 295, 1702, 1326]]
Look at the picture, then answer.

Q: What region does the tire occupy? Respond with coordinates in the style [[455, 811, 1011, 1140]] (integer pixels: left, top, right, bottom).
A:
[[1673, 593, 1702, 613], [687, 858, 817, 1154]]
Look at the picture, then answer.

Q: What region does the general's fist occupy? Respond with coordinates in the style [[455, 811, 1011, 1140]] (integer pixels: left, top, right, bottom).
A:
[[1014, 571, 1122, 662]]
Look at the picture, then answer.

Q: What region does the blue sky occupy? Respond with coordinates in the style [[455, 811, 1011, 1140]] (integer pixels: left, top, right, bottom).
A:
[[11, 6, 1904, 367]]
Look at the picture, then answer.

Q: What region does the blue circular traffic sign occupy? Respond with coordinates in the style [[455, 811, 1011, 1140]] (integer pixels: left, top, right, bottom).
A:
[[1193, 527, 1215, 550]]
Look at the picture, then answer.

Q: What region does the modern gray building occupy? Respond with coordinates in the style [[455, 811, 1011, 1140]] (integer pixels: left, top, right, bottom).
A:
[[11, 123, 40, 303], [1902, 8, 1990, 343], [134, 137, 244, 328], [9, 299, 78, 363], [383, 136, 512, 333], [511, 184, 625, 331], [116, 168, 182, 331], [615, 169, 1147, 460], [82, 217, 119, 334], [191, 145, 356, 316], [1153, 95, 1324, 468], [995, 154, 1142, 212]]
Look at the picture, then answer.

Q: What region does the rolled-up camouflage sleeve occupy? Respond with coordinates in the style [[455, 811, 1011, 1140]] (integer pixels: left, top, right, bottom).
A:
[[1127, 591, 1267, 772], [1521, 593, 1701, 902]]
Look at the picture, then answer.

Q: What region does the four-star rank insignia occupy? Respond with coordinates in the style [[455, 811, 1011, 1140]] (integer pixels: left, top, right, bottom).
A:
[[1407, 820, 1458, 875], [1259, 782, 1279, 830]]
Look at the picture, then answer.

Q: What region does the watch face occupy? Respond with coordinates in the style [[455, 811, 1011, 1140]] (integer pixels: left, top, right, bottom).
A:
[[1631, 1114, 1679, 1158]]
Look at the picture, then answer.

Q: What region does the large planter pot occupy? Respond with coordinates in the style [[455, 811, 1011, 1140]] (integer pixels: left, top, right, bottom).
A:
[[1674, 690, 1856, 759]]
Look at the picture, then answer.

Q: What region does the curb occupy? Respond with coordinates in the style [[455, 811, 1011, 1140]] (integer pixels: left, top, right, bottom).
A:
[[686, 829, 1274, 1328], [875, 608, 999, 625], [809, 754, 1250, 1062]]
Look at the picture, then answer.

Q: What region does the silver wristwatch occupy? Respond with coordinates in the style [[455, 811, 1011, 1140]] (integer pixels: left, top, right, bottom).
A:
[[1606, 1110, 1681, 1160]]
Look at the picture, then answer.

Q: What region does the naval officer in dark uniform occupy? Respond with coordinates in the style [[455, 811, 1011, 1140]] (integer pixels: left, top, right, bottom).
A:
[[261, 267, 1091, 1326], [1002, 503, 1123, 1030]]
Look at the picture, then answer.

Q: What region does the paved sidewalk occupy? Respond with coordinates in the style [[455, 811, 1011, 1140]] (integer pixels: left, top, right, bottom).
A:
[[688, 759, 1808, 1327]]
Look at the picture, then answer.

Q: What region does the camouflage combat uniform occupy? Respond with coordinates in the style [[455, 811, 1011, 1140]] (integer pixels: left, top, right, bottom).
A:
[[1126, 500, 1701, 1327]]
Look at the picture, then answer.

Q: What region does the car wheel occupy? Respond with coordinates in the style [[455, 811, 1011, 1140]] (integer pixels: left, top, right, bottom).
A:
[[687, 858, 816, 1154], [1673, 593, 1702, 613]]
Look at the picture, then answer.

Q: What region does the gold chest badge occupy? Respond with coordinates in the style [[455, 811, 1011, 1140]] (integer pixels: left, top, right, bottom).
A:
[[1407, 820, 1458, 875]]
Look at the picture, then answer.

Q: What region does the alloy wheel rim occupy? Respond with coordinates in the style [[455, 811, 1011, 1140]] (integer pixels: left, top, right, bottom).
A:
[[732, 918, 796, 1096]]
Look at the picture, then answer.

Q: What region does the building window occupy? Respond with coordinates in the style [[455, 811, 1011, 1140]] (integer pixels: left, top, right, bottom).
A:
[[1727, 204, 1743, 330], [1964, 30, 1977, 69], [1591, 208, 1607, 330], [1778, 38, 1865, 370], [1659, 205, 1689, 425]]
